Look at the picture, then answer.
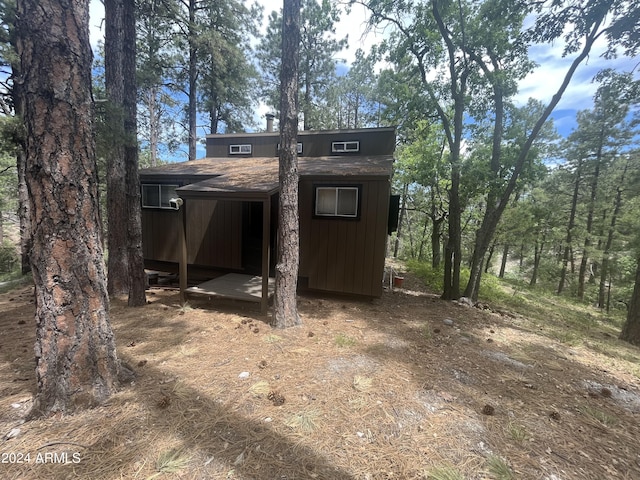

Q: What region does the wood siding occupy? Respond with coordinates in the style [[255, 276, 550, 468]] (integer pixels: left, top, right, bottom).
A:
[[205, 128, 396, 159], [186, 198, 242, 269], [142, 209, 182, 263], [299, 178, 390, 297]]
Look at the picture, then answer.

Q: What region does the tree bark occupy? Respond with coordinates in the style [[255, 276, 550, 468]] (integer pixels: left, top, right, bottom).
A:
[[273, 0, 302, 328], [620, 253, 640, 345], [11, 23, 30, 275], [16, 0, 122, 417], [558, 158, 583, 295], [598, 161, 627, 308], [578, 129, 604, 299], [123, 0, 147, 306], [499, 244, 509, 278], [105, 0, 129, 296]]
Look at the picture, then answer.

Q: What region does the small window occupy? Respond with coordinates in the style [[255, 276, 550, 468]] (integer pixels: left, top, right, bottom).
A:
[[277, 142, 303, 153], [229, 144, 252, 155], [315, 186, 359, 218], [331, 140, 359, 153], [142, 184, 178, 209]]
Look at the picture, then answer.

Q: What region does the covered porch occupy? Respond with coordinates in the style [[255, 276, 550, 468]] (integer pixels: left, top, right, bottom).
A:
[[169, 158, 281, 314], [186, 273, 275, 304]]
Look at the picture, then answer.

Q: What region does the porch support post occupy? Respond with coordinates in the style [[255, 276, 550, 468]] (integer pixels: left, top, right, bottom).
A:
[[179, 201, 188, 305], [261, 195, 271, 315]]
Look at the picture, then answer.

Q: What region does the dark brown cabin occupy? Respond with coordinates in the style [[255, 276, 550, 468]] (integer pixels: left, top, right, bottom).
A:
[[139, 126, 397, 312]]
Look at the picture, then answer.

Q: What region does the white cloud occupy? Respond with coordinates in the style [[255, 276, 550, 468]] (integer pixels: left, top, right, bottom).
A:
[[89, 1, 105, 49]]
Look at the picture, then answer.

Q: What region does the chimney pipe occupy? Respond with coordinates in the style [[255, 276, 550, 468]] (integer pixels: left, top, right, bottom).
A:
[[266, 113, 275, 132]]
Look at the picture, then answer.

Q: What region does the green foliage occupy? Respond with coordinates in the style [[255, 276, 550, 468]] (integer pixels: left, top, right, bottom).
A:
[[425, 464, 465, 480], [334, 333, 357, 347], [0, 239, 17, 273], [256, 0, 347, 129], [486, 455, 514, 480]]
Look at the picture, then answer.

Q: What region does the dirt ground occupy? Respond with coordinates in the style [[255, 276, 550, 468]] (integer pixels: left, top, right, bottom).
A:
[[1, 268, 640, 479]]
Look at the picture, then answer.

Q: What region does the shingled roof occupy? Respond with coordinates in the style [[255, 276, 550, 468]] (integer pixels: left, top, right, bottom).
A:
[[139, 155, 394, 197]]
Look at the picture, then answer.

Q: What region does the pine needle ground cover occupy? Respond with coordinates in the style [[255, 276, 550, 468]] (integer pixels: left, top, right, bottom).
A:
[[1, 266, 640, 479]]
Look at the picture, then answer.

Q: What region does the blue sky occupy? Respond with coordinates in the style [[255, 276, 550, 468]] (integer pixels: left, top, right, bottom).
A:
[[89, 0, 638, 154]]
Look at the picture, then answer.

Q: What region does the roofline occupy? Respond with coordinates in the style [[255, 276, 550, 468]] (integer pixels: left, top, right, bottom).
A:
[[205, 125, 397, 139]]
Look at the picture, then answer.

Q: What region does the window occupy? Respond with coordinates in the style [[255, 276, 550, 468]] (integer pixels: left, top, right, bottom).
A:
[[315, 186, 360, 218], [142, 184, 178, 209], [229, 144, 252, 155], [331, 140, 360, 153]]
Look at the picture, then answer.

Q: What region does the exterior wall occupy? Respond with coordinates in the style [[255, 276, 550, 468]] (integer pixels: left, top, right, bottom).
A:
[[186, 198, 243, 269], [205, 128, 396, 159], [206, 133, 279, 158], [142, 209, 182, 263], [142, 199, 243, 270], [298, 177, 390, 297]]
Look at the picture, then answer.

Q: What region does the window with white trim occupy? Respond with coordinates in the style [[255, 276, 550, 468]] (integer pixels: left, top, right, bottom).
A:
[[229, 144, 252, 154], [142, 184, 178, 209], [315, 186, 359, 218], [331, 140, 360, 153]]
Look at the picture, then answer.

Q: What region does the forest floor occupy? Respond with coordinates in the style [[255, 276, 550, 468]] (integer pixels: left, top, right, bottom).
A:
[[1, 264, 640, 479]]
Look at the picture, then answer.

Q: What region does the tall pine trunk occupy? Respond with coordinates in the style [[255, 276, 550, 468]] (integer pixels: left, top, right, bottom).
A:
[[578, 129, 604, 299], [16, 0, 122, 417], [105, 0, 129, 296], [558, 158, 583, 295], [123, 0, 147, 306], [598, 161, 627, 308], [273, 0, 302, 328], [620, 253, 640, 345]]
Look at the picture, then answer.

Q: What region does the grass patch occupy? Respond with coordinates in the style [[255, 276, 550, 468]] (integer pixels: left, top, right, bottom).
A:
[[426, 464, 465, 480], [505, 422, 529, 443], [263, 334, 283, 343], [422, 324, 432, 339], [486, 455, 514, 480], [352, 375, 373, 392], [579, 406, 618, 427], [149, 449, 191, 478], [249, 381, 271, 396], [286, 409, 320, 433], [335, 332, 357, 347]]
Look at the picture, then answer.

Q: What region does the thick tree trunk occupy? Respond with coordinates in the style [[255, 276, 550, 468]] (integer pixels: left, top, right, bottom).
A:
[[123, 0, 147, 306], [16, 0, 122, 417], [105, 0, 129, 297], [620, 254, 640, 345], [273, 0, 302, 328], [442, 164, 461, 300]]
